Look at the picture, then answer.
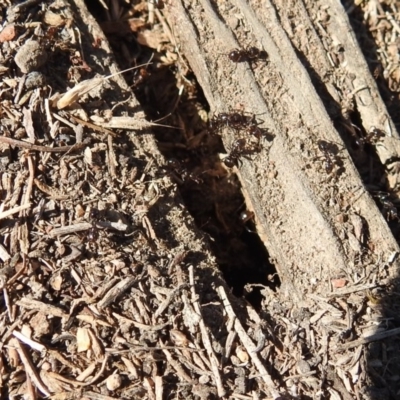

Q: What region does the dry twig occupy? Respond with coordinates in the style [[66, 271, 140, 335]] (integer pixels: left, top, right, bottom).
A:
[[217, 285, 280, 399], [188, 266, 226, 398]]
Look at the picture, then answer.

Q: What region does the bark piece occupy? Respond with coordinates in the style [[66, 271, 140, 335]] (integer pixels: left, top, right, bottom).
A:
[[167, 0, 400, 302]]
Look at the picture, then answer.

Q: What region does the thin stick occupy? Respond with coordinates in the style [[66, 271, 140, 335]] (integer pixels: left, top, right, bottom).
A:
[[24, 153, 35, 212], [46, 355, 108, 387], [218, 285, 281, 399], [188, 265, 226, 397], [49, 222, 92, 237], [13, 330, 46, 352], [327, 282, 380, 297], [3, 288, 12, 322], [0, 203, 31, 220], [337, 327, 400, 350], [69, 115, 119, 137], [9, 337, 50, 396], [0, 136, 84, 153]]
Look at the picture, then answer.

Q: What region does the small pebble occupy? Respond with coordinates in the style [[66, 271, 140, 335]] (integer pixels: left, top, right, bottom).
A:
[[0, 24, 17, 42], [106, 373, 122, 391], [15, 40, 47, 73], [25, 71, 46, 89], [296, 359, 311, 375]]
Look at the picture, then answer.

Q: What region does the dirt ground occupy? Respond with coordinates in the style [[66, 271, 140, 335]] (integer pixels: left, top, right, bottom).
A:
[[2, 0, 400, 399]]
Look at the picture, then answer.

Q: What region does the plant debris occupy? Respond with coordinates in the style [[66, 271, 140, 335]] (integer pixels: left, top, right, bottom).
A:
[[2, 0, 400, 399]]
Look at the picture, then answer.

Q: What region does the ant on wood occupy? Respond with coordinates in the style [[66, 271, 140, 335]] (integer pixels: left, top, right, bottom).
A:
[[317, 140, 344, 175], [346, 124, 386, 149], [372, 192, 399, 221], [223, 138, 258, 168], [209, 111, 272, 141], [247, 123, 273, 143], [358, 126, 385, 146], [228, 47, 268, 65], [209, 111, 252, 132]]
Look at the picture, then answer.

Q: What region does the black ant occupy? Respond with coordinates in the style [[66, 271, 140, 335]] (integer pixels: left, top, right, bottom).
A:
[[89, 208, 102, 222], [239, 210, 256, 233], [247, 123, 274, 143], [373, 192, 399, 221], [359, 127, 385, 146], [228, 47, 268, 64], [317, 140, 343, 174], [223, 138, 258, 168], [87, 226, 99, 242], [209, 111, 253, 132], [346, 124, 386, 149], [239, 210, 254, 223], [209, 111, 268, 138], [79, 208, 102, 245]]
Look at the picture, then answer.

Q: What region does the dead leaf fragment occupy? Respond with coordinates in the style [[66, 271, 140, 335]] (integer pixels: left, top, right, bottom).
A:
[[57, 78, 103, 109], [7, 345, 19, 368], [136, 29, 167, 49], [76, 327, 91, 352], [0, 65, 9, 74], [40, 368, 71, 393], [84, 147, 93, 166], [87, 329, 104, 360]]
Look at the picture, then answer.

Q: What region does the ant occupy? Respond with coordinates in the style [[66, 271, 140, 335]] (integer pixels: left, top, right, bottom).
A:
[[89, 208, 102, 221], [360, 126, 385, 146], [346, 124, 385, 149], [246, 123, 274, 143], [353, 125, 385, 147], [209, 111, 253, 132], [87, 226, 99, 242], [87, 208, 102, 243], [239, 210, 256, 233], [239, 210, 254, 223], [372, 192, 399, 221], [210, 111, 269, 138], [228, 47, 268, 65], [223, 138, 258, 168], [132, 67, 151, 88], [317, 140, 343, 174]]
